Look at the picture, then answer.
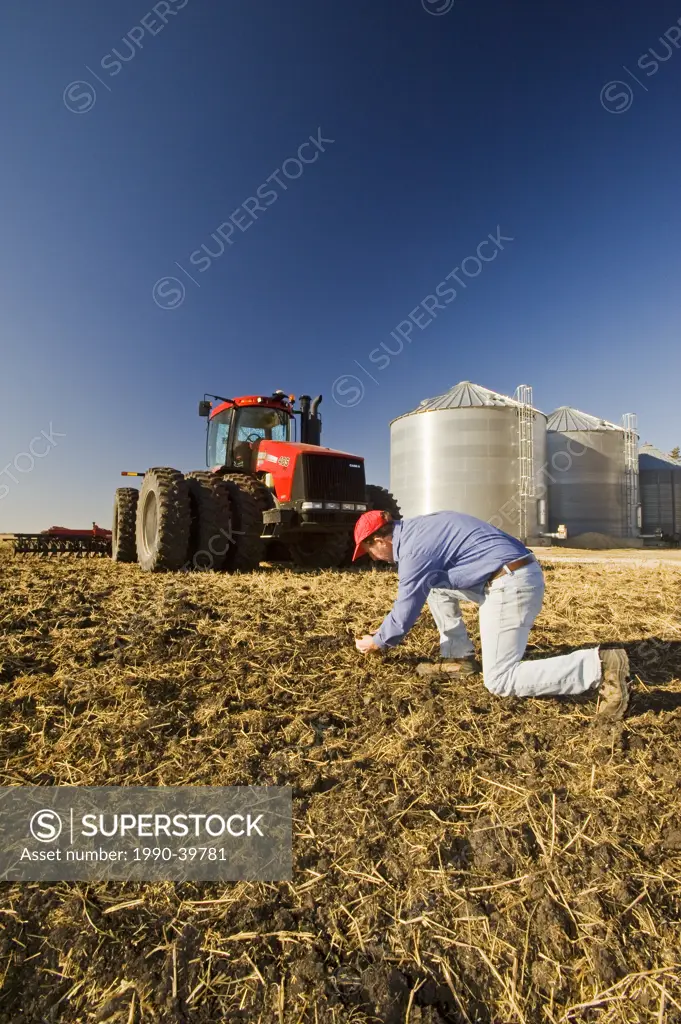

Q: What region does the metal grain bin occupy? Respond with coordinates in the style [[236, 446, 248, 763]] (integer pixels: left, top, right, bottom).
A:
[[639, 443, 681, 540], [389, 381, 548, 541], [546, 407, 628, 537]]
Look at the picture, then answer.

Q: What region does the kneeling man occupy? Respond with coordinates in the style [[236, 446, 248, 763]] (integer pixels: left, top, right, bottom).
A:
[[353, 510, 630, 719]]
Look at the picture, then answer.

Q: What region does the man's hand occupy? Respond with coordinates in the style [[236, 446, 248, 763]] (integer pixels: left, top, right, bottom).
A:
[[355, 634, 381, 654]]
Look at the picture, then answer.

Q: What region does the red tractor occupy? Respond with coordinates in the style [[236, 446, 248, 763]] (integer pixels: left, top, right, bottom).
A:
[[112, 390, 400, 572]]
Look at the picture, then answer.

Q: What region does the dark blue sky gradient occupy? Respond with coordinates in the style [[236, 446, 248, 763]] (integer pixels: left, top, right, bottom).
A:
[[1, 0, 680, 529]]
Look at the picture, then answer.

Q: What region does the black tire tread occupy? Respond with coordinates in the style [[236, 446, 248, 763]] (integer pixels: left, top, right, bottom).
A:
[[365, 484, 402, 520], [220, 473, 265, 572], [221, 471, 274, 512], [112, 487, 139, 563], [185, 471, 233, 571], [135, 467, 190, 573]]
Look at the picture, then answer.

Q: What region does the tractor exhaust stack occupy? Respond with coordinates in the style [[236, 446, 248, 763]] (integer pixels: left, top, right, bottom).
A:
[[298, 394, 322, 446]]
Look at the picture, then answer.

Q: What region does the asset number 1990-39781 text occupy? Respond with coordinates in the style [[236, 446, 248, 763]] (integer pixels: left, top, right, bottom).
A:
[[133, 847, 229, 861]]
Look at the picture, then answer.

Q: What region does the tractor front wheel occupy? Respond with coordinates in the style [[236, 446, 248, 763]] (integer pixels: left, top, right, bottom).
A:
[[135, 467, 191, 572], [112, 487, 139, 563]]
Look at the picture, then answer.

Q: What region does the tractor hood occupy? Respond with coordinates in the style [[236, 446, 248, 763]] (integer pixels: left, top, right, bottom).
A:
[[253, 440, 366, 505], [255, 440, 364, 467]]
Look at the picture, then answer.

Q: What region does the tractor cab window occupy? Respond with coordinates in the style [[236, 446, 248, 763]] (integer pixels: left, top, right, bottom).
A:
[[234, 406, 290, 444], [207, 410, 233, 467], [206, 405, 291, 468]]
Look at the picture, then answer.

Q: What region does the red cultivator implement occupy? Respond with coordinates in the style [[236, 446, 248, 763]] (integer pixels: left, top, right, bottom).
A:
[[12, 524, 112, 557]]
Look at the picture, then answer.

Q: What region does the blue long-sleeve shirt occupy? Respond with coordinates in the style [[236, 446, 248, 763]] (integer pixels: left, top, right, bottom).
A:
[[373, 512, 530, 649]]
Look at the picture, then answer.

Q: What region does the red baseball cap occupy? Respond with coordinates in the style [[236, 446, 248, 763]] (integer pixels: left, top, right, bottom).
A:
[[352, 509, 388, 561]]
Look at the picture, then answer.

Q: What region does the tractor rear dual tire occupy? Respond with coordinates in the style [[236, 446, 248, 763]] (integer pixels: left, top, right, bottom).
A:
[[219, 473, 265, 572], [112, 488, 139, 563], [222, 472, 273, 513], [185, 471, 233, 572], [135, 468, 191, 573], [218, 470, 277, 568], [115, 468, 266, 573]]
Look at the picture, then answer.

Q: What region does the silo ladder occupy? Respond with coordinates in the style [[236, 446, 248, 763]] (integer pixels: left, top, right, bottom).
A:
[[515, 384, 535, 542]]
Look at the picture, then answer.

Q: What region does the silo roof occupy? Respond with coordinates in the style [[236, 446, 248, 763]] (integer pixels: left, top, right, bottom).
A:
[[547, 406, 624, 432], [639, 443, 681, 471], [392, 381, 543, 423]]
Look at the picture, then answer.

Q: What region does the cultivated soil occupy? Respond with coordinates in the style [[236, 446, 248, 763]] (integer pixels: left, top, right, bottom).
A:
[[1, 547, 680, 1023]]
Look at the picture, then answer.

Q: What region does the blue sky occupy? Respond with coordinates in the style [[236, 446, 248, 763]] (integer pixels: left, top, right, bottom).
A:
[[1, 0, 680, 530]]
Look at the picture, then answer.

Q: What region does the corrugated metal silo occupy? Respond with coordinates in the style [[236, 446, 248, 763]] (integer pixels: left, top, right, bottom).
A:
[[639, 443, 681, 539], [389, 381, 548, 541], [546, 407, 628, 537]]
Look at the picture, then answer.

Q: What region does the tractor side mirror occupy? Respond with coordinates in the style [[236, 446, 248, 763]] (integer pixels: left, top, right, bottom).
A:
[[198, 401, 211, 418]]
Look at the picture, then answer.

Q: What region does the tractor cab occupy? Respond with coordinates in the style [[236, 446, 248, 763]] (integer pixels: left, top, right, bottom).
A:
[[202, 395, 293, 471], [199, 391, 325, 473]]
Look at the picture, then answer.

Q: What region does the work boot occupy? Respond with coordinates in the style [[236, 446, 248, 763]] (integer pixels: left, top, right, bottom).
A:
[[416, 657, 481, 679], [595, 649, 631, 719]]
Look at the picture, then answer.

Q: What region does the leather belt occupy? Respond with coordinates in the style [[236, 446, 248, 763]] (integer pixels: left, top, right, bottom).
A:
[[488, 553, 535, 582]]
